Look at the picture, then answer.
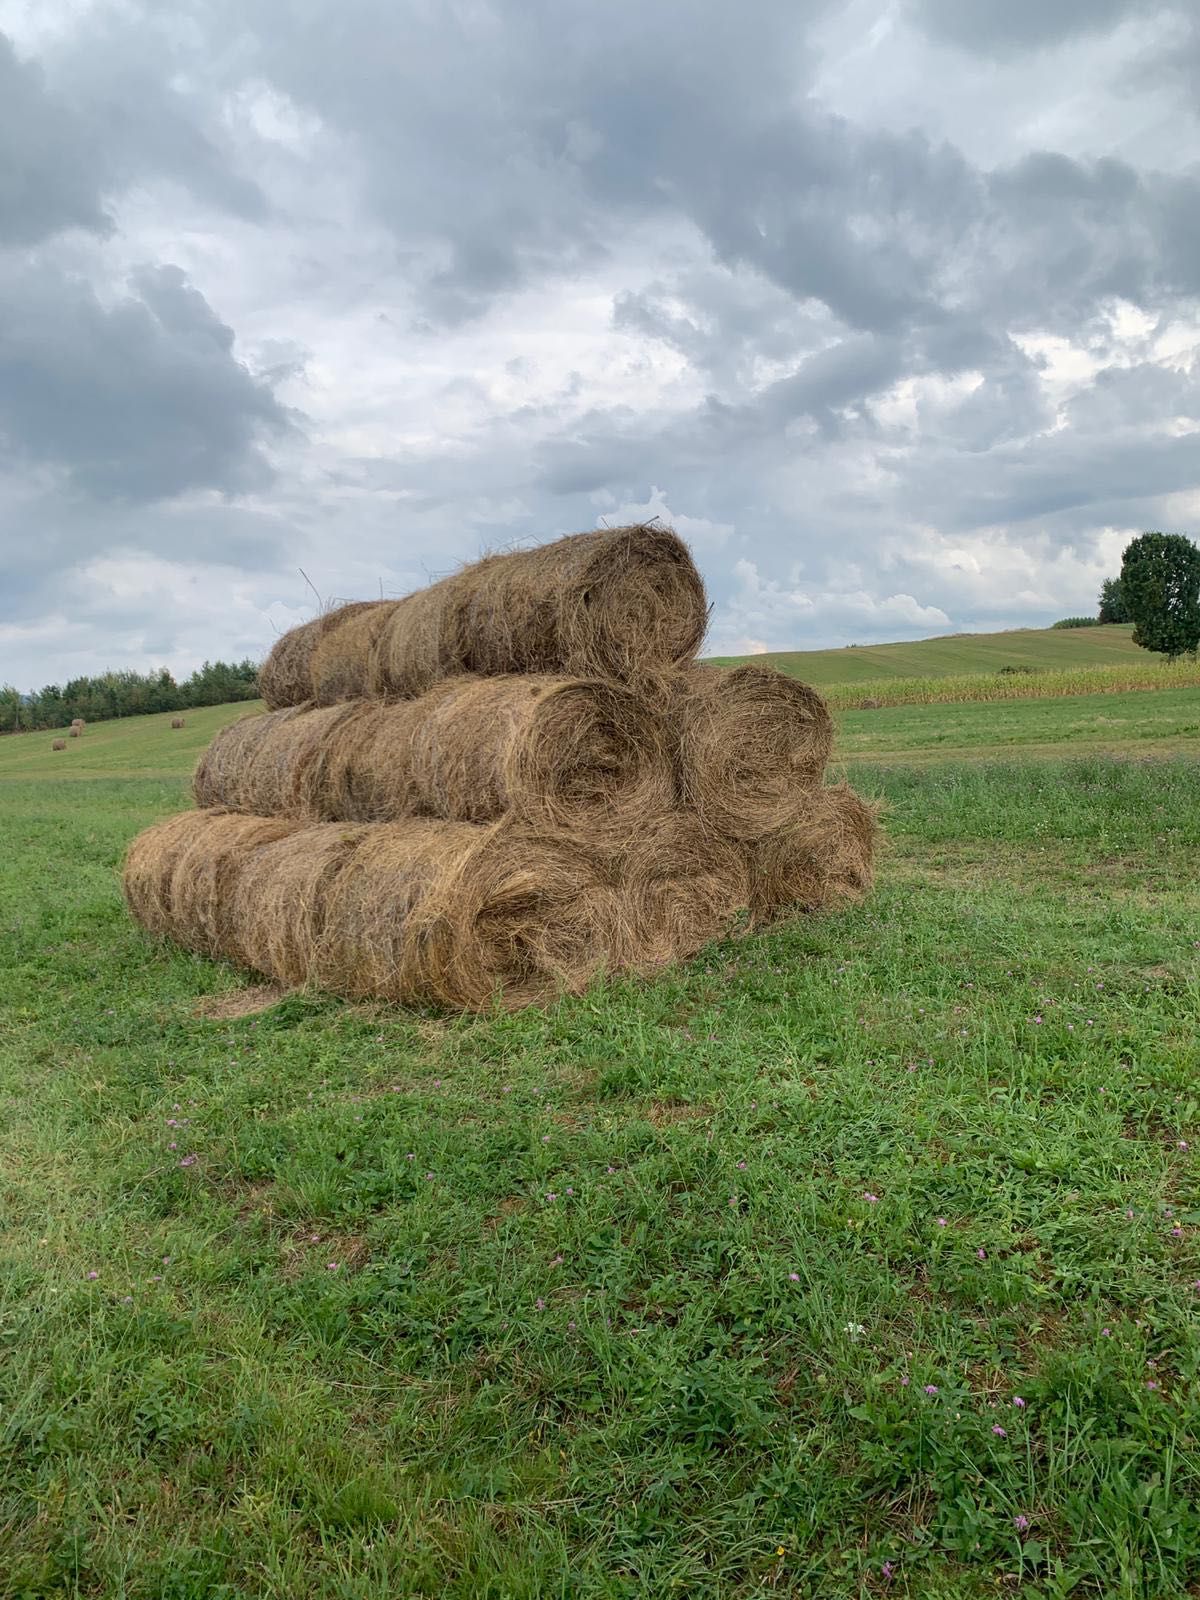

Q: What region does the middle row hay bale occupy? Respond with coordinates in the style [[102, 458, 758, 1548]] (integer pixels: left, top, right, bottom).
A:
[[123, 807, 751, 1011], [193, 674, 675, 837], [194, 664, 833, 842], [260, 523, 709, 709], [667, 664, 833, 840]]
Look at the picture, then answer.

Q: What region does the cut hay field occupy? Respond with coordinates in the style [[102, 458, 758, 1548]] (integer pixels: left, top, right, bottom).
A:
[[709, 622, 1144, 684], [2, 694, 1199, 1597]]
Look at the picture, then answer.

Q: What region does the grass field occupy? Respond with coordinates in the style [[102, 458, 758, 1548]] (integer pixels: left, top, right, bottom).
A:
[[2, 695, 1199, 1597], [708, 624, 1146, 684]]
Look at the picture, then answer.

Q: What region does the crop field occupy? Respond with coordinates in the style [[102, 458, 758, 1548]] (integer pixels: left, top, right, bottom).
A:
[[2, 693, 1199, 1598], [819, 660, 1200, 711], [709, 623, 1145, 684]]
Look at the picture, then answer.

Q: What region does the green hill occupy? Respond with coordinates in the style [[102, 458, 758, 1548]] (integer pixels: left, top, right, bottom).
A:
[[707, 623, 1140, 684]]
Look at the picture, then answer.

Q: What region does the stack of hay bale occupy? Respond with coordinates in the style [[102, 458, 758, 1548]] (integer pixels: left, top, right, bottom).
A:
[[123, 526, 876, 1010]]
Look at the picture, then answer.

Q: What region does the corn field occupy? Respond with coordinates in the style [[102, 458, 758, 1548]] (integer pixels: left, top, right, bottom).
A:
[[823, 657, 1200, 710]]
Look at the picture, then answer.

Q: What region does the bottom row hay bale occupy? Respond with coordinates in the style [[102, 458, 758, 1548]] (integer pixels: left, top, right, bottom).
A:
[[123, 809, 755, 1010], [746, 782, 878, 924], [51, 738, 67, 751], [123, 783, 876, 1011]]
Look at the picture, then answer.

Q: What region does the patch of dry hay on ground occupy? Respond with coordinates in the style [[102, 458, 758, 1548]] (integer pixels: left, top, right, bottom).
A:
[[670, 664, 834, 840], [258, 600, 386, 710], [193, 675, 674, 837], [746, 783, 879, 926], [191, 984, 286, 1019]]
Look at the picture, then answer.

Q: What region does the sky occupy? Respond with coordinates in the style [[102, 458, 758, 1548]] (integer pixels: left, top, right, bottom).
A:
[[1, 0, 1198, 687]]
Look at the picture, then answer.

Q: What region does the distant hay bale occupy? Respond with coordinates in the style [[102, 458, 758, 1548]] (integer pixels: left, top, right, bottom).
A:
[[70, 718, 85, 730], [192, 675, 674, 837], [258, 600, 386, 711], [51, 738, 67, 751], [171, 717, 186, 729], [124, 809, 628, 1010], [258, 526, 708, 708], [747, 783, 878, 925], [859, 697, 881, 710], [670, 664, 834, 840], [68, 726, 81, 738]]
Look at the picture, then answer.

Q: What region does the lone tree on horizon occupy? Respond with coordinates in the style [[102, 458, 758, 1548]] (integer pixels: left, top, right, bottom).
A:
[[1120, 532, 1200, 661]]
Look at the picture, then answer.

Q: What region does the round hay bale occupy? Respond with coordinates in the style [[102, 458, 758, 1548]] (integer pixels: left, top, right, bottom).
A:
[[70, 718, 85, 730], [859, 697, 881, 710], [123, 810, 299, 955], [51, 737, 67, 751], [192, 705, 346, 815], [746, 782, 879, 925], [371, 523, 708, 697], [68, 725, 82, 738], [670, 664, 833, 840], [171, 716, 186, 729], [125, 809, 627, 1010], [314, 818, 623, 1008], [310, 601, 400, 705], [613, 811, 751, 969], [192, 675, 674, 838], [258, 600, 385, 710]]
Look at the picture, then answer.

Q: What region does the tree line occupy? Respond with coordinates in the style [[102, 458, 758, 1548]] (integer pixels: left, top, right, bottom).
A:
[[0, 659, 260, 733]]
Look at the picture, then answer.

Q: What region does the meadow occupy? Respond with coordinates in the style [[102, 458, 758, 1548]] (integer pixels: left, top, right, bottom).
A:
[[710, 623, 1145, 684], [1, 690, 1199, 1598]]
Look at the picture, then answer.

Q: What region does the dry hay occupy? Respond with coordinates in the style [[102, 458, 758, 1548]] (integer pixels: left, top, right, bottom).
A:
[[123, 810, 300, 955], [310, 603, 398, 706], [191, 984, 286, 1020], [68, 726, 82, 738], [192, 675, 674, 837], [669, 664, 834, 840], [193, 704, 340, 816], [746, 782, 878, 925], [258, 526, 707, 707], [612, 811, 751, 970], [258, 600, 386, 711], [51, 738, 67, 751], [70, 718, 85, 730], [171, 716, 186, 729], [125, 809, 629, 1010]]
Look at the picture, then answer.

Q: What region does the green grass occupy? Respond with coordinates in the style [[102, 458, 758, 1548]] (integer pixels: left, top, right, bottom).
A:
[[708, 623, 1145, 684], [3, 703, 1200, 1597], [6, 682, 1199, 792]]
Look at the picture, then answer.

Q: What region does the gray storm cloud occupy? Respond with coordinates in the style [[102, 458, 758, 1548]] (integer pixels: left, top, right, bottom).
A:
[[0, 0, 1197, 684]]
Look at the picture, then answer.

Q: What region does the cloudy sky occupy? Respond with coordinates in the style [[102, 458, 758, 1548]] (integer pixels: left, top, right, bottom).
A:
[[1, 0, 1198, 686]]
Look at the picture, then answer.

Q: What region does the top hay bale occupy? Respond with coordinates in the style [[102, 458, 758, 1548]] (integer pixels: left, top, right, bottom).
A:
[[259, 525, 709, 708]]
